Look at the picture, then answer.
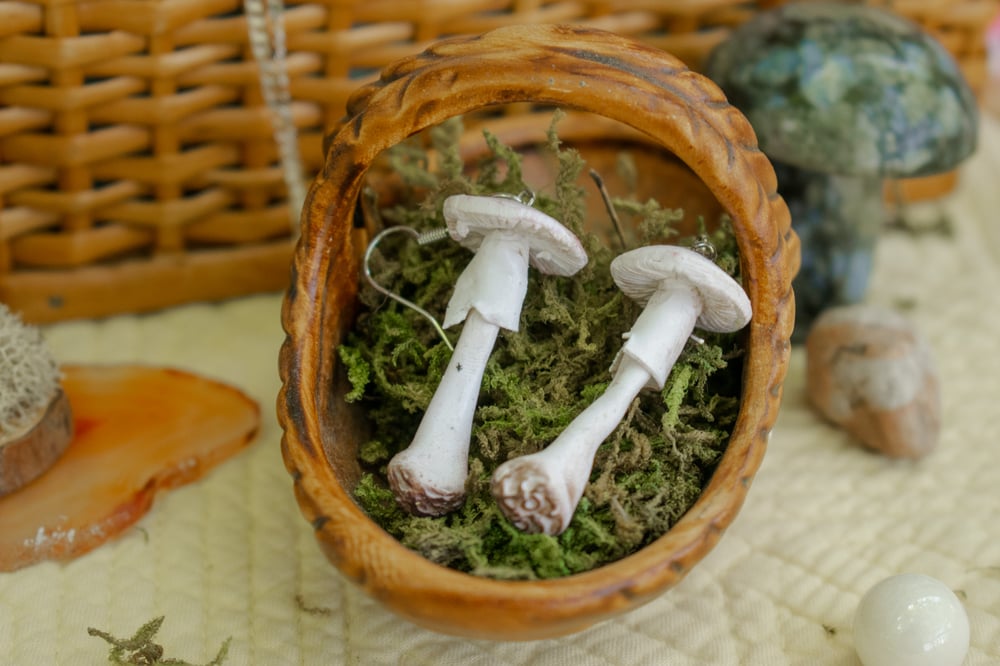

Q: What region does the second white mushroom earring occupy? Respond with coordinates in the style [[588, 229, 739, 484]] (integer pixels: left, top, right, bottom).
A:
[[491, 244, 752, 535], [387, 193, 588, 516]]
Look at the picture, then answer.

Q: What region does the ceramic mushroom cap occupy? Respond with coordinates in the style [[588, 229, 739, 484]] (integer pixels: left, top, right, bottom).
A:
[[611, 245, 751, 333], [444, 194, 587, 275], [442, 194, 588, 331], [705, 1, 978, 178]]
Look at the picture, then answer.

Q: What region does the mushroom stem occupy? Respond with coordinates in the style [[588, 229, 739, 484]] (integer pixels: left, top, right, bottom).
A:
[[387, 231, 533, 516], [492, 284, 702, 535], [617, 283, 701, 389], [774, 163, 883, 340], [387, 308, 500, 516]]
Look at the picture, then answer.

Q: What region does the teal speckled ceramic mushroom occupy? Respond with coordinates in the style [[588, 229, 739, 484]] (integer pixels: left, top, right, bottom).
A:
[[705, 1, 978, 339]]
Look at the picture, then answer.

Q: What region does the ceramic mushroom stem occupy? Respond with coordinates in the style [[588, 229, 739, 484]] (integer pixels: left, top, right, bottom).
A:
[[387, 194, 587, 517], [492, 245, 751, 535]]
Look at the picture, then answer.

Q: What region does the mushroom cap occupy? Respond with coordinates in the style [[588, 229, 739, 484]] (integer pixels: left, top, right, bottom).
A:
[[443, 194, 588, 276], [705, 1, 978, 177], [611, 245, 751, 333]]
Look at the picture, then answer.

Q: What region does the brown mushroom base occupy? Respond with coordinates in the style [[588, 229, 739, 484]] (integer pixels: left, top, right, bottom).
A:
[[0, 391, 73, 498]]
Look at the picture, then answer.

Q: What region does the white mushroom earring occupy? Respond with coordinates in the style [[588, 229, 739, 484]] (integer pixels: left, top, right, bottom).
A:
[[491, 243, 752, 535], [386, 192, 588, 516]]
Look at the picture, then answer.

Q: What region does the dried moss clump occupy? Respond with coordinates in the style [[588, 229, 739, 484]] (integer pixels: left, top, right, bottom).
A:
[[339, 115, 745, 579], [88, 616, 231, 666], [0, 304, 60, 439]]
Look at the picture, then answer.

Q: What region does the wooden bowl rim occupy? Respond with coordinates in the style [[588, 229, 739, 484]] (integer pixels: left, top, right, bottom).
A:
[[278, 24, 798, 640]]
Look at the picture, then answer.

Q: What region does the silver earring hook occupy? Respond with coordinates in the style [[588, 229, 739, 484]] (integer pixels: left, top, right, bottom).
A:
[[492, 189, 536, 207], [691, 234, 717, 261], [363, 226, 455, 351]]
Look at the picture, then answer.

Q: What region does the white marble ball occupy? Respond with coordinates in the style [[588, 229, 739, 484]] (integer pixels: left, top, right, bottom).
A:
[[854, 573, 970, 666]]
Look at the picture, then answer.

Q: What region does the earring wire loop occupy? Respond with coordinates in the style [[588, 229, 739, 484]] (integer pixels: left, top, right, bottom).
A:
[[363, 226, 455, 351]]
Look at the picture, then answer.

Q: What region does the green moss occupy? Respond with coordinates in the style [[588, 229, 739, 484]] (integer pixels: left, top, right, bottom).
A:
[[339, 113, 745, 580], [88, 616, 231, 666]]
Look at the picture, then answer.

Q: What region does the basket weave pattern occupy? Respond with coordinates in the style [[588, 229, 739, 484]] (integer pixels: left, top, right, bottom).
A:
[[1, 0, 995, 322]]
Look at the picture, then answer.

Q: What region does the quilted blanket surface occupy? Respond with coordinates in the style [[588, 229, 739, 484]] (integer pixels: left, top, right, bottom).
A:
[[1, 116, 999, 666]]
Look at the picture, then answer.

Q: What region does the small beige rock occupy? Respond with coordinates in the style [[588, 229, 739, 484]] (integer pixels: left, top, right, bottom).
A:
[[805, 304, 940, 458]]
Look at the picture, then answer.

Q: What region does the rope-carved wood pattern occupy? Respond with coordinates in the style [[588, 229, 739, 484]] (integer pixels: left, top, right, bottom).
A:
[[278, 24, 799, 640]]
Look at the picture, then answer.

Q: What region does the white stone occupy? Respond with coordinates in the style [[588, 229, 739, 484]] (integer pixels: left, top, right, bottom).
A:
[[854, 573, 969, 666]]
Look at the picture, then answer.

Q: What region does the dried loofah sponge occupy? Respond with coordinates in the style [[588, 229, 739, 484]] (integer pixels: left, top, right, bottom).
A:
[[0, 304, 60, 439]]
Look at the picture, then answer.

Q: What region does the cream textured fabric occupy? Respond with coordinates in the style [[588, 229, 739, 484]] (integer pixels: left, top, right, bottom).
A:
[[1, 116, 999, 666]]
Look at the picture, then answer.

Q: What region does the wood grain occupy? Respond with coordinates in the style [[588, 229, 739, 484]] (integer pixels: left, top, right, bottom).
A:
[[0, 390, 72, 498], [0, 364, 259, 572]]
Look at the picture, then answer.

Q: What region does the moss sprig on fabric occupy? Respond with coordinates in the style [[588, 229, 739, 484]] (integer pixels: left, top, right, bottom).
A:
[[88, 616, 231, 666], [340, 113, 745, 579]]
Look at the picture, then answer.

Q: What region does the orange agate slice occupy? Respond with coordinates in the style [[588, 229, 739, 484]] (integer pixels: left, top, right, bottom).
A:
[[0, 365, 259, 571]]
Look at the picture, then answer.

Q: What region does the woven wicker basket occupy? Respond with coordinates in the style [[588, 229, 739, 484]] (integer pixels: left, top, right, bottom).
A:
[[2, 0, 995, 322]]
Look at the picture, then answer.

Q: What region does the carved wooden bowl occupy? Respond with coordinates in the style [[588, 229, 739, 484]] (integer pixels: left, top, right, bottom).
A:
[[278, 24, 799, 641]]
